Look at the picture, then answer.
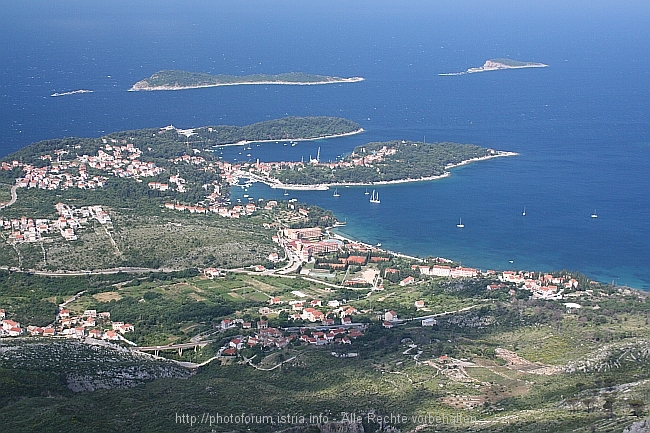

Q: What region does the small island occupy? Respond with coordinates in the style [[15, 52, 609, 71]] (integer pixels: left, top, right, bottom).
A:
[[439, 58, 547, 76], [50, 89, 93, 97], [240, 140, 517, 189], [129, 70, 364, 91]]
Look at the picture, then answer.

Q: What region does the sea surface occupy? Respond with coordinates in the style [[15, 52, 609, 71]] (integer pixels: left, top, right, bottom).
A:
[[1, 1, 648, 288]]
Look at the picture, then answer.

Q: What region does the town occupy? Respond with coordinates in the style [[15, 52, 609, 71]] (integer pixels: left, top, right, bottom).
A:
[[1, 203, 112, 243]]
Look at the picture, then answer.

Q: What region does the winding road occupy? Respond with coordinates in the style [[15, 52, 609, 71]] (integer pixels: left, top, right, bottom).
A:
[[0, 185, 18, 210]]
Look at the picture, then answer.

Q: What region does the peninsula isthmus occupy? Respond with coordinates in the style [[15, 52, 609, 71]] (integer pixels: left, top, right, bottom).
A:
[[439, 58, 548, 76], [130, 70, 364, 91]]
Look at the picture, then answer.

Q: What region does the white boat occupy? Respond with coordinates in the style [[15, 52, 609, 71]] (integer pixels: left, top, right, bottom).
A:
[[333, 188, 340, 197], [369, 190, 380, 203], [283, 190, 289, 196], [457, 217, 464, 228], [365, 188, 370, 195], [591, 210, 598, 218], [522, 207, 526, 216]]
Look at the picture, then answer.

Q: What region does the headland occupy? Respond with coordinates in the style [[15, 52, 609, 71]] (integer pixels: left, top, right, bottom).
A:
[[236, 140, 517, 190]]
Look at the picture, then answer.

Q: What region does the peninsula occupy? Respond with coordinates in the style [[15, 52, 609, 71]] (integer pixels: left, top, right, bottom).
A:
[[2, 117, 650, 433], [129, 70, 364, 91], [238, 140, 517, 189], [439, 58, 548, 76]]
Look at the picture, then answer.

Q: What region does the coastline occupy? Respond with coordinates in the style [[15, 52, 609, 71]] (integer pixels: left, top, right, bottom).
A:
[[439, 62, 547, 76], [213, 128, 365, 148], [262, 151, 518, 190], [327, 229, 425, 263], [129, 77, 364, 92]]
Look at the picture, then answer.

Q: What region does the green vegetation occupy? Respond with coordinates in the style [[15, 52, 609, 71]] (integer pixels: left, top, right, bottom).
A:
[[1, 270, 649, 432], [0, 116, 647, 433], [130, 70, 362, 90], [0, 116, 359, 272], [271, 140, 492, 185], [1, 116, 360, 165]]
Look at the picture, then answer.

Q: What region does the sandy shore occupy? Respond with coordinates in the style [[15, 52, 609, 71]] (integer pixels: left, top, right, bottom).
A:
[[264, 151, 518, 190], [214, 128, 365, 149], [129, 77, 364, 92]]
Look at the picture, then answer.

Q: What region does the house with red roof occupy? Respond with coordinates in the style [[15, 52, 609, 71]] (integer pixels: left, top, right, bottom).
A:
[[348, 329, 363, 338], [301, 308, 325, 322], [384, 310, 398, 321], [222, 348, 236, 356], [8, 327, 23, 336], [103, 330, 120, 341]]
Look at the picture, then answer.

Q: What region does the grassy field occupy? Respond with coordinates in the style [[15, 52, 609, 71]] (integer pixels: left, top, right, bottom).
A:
[[1, 268, 649, 432]]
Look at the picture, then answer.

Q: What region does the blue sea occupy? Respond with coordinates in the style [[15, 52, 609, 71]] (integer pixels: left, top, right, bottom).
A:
[[1, 1, 648, 288]]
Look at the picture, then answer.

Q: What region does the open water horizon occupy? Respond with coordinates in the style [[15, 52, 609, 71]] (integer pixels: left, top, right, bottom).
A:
[[1, 1, 648, 288]]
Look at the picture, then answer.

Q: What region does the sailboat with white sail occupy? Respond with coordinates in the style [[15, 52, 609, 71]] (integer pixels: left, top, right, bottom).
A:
[[369, 189, 380, 203]]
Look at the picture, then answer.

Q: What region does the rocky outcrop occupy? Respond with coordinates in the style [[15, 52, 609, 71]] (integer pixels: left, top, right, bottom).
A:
[[624, 416, 650, 433]]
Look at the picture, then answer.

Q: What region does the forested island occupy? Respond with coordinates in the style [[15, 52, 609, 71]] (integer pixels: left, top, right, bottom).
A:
[[130, 70, 364, 91], [440, 58, 548, 76], [253, 140, 516, 187]]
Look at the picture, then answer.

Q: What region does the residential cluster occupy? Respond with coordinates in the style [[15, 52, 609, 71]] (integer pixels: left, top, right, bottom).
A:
[[163, 200, 268, 218], [149, 174, 186, 193], [80, 141, 164, 178], [497, 271, 579, 300], [0, 307, 134, 341], [6, 139, 168, 193], [1, 203, 111, 243], [236, 144, 398, 181], [14, 160, 108, 191], [218, 316, 366, 357]]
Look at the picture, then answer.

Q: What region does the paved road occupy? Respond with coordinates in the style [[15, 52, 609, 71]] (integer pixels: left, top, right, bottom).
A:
[[0, 185, 18, 209]]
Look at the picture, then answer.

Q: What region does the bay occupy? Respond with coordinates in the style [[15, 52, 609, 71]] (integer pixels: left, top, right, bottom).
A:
[[0, 0, 648, 288]]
